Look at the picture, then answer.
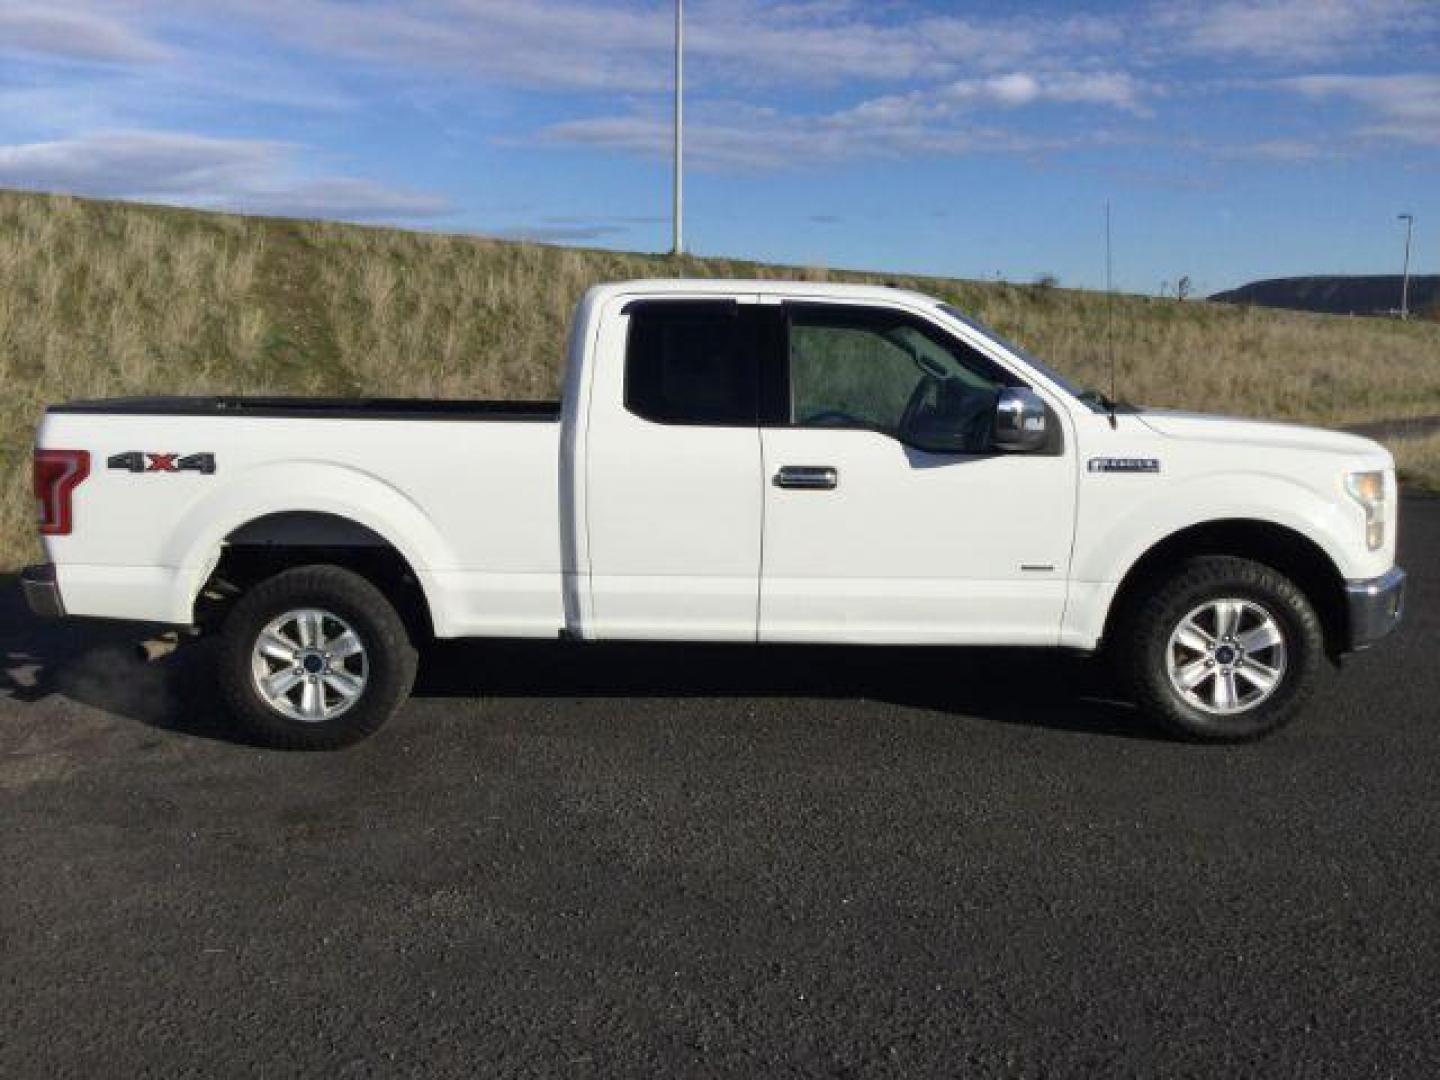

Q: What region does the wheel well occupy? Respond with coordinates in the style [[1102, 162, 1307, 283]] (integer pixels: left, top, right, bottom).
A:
[[200, 512, 434, 641], [1103, 519, 1348, 658]]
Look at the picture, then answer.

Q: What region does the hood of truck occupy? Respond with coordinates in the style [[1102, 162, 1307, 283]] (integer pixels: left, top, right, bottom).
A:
[[1132, 408, 1389, 459]]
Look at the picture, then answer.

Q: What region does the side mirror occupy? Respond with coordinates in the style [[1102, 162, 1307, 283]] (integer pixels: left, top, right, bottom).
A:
[[993, 387, 1048, 452]]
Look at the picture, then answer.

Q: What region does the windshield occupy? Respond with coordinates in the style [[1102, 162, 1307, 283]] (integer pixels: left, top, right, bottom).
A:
[[937, 303, 1105, 412]]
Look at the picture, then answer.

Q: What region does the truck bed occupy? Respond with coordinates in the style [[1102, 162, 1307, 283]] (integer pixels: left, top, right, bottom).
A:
[[48, 396, 562, 422], [37, 398, 566, 634]]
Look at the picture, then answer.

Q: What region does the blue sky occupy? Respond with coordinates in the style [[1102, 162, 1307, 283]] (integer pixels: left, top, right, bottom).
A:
[[1, 0, 1436, 294]]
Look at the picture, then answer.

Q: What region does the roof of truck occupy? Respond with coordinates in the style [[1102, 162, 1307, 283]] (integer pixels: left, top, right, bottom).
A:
[[588, 278, 942, 309]]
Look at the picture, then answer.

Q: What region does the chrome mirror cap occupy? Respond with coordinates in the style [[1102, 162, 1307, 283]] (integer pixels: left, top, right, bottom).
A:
[[993, 387, 1048, 452]]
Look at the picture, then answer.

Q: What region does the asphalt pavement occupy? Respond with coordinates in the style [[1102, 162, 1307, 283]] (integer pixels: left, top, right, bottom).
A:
[[2, 497, 1437, 1078]]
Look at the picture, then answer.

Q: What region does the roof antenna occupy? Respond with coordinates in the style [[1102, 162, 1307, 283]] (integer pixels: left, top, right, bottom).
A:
[[1104, 199, 1118, 429]]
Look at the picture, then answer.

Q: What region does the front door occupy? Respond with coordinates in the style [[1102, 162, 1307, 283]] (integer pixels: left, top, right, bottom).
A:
[[759, 302, 1077, 645]]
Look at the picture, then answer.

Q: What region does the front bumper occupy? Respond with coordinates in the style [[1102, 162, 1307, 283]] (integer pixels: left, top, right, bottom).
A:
[[20, 564, 65, 619], [1345, 566, 1406, 651]]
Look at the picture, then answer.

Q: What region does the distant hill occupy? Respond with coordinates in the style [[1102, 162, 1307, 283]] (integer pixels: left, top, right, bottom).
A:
[[1211, 275, 1440, 319]]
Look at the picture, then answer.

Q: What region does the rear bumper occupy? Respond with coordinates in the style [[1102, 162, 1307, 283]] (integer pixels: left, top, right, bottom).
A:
[[1345, 566, 1406, 652], [20, 564, 65, 619]]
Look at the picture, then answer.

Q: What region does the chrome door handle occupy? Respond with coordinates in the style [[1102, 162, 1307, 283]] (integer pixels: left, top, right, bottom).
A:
[[774, 465, 838, 490]]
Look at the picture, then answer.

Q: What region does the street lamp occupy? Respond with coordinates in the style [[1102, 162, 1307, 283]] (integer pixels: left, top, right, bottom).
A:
[[671, 0, 684, 256], [1398, 213, 1414, 320]]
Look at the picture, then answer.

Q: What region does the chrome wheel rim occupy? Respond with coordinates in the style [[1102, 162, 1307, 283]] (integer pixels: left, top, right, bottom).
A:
[[1166, 598, 1287, 715], [250, 609, 369, 722]]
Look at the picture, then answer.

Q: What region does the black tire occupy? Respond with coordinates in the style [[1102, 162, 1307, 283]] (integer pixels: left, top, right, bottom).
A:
[[217, 565, 417, 749], [1115, 555, 1323, 742]]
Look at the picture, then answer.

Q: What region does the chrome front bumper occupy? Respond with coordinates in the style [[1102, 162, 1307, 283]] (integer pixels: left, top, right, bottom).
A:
[[1345, 566, 1406, 651], [20, 564, 65, 619]]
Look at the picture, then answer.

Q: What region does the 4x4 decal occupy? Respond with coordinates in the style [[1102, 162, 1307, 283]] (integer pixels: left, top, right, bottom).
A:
[[108, 452, 216, 475]]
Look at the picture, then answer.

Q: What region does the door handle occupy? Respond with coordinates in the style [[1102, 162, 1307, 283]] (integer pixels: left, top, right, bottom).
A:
[[774, 465, 838, 490]]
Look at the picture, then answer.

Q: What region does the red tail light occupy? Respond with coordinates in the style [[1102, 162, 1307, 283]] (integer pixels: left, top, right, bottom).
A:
[[33, 449, 90, 536]]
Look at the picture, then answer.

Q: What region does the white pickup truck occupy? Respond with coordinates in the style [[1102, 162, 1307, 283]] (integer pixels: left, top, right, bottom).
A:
[[26, 279, 1405, 747]]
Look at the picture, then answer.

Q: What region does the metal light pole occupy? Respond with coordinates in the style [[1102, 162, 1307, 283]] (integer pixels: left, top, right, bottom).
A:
[[1398, 213, 1414, 320], [671, 0, 684, 256]]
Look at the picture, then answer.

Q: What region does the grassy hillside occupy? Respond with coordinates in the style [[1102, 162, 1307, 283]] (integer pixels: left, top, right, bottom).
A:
[[3, 188, 1439, 567]]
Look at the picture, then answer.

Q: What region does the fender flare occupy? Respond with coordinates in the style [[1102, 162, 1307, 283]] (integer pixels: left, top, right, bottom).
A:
[[163, 461, 457, 632], [1075, 471, 1358, 588], [1060, 472, 1359, 649]]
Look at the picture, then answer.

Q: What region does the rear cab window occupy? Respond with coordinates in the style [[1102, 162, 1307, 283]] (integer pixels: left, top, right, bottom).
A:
[[624, 301, 759, 426]]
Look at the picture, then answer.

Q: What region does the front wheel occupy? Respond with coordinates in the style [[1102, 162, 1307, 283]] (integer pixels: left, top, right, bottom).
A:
[[1116, 556, 1324, 742], [217, 565, 418, 749]]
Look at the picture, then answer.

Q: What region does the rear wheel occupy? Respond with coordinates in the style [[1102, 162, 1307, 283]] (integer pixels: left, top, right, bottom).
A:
[[218, 565, 417, 749], [1116, 556, 1323, 742]]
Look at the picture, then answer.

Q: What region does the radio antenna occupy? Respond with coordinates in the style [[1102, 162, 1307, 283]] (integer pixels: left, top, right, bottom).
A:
[[1105, 200, 1117, 427]]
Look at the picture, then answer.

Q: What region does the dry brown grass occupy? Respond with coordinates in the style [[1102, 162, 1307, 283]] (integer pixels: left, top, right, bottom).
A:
[[1387, 432, 1440, 493], [0, 192, 272, 567], [301, 222, 1440, 426], [3, 187, 1439, 568]]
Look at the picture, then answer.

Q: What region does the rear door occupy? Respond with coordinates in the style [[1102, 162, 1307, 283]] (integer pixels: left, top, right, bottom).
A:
[[583, 298, 767, 640]]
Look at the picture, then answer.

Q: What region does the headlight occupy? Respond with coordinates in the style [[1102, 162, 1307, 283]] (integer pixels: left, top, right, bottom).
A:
[[1344, 470, 1386, 551]]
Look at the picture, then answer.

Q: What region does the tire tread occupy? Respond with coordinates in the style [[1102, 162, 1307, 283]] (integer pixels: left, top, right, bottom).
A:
[[1116, 555, 1323, 742], [217, 565, 417, 750]]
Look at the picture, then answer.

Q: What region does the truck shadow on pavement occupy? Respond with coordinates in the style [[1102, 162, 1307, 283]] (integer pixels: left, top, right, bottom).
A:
[[0, 577, 1152, 744], [416, 639, 1147, 738], [0, 575, 245, 743]]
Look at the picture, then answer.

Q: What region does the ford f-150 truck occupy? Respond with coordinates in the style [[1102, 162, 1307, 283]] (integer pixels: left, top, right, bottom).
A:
[[25, 280, 1405, 747]]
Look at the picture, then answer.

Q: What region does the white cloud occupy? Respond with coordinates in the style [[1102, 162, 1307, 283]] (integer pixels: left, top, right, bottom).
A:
[[0, 3, 168, 64], [537, 101, 1080, 172], [1207, 138, 1335, 162], [233, 178, 452, 220], [1279, 74, 1440, 146], [167, 1, 1169, 172], [1152, 0, 1427, 62], [978, 72, 1147, 111], [197, 0, 672, 93], [0, 130, 451, 220], [189, 0, 1128, 94], [681, 2, 1070, 86], [0, 130, 283, 196], [834, 71, 1150, 128], [5, 0, 1430, 201], [0, 2, 1164, 177], [534, 64, 1146, 172]]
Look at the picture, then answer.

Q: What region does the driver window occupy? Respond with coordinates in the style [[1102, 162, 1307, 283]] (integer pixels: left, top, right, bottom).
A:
[[790, 322, 917, 432], [787, 306, 1011, 453]]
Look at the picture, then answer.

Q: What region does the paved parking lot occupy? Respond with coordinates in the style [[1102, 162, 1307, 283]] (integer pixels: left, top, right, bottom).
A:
[[2, 497, 1437, 1077]]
